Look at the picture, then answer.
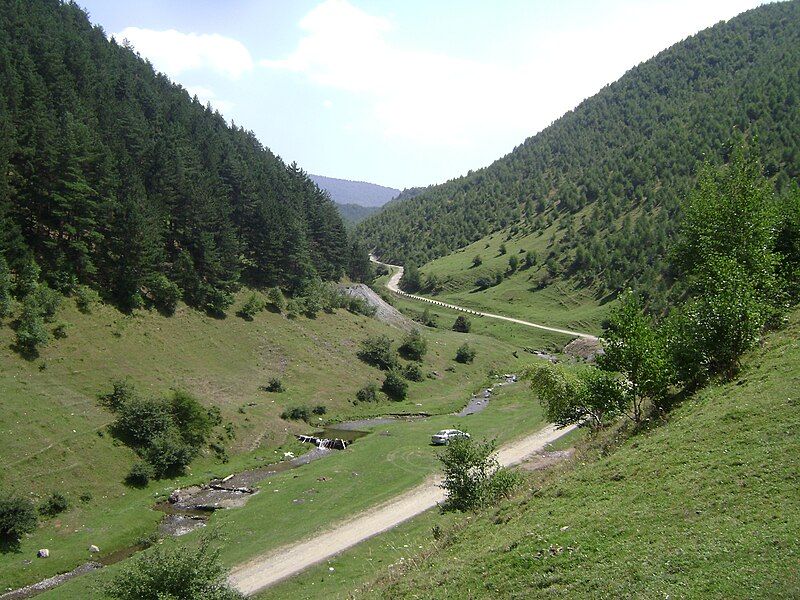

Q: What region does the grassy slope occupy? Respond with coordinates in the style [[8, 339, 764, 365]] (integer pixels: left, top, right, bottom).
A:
[[414, 209, 613, 336], [45, 383, 545, 599], [368, 310, 800, 598], [265, 309, 800, 599], [0, 291, 554, 589]]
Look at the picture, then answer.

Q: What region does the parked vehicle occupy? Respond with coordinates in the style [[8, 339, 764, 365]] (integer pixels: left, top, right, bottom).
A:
[[430, 429, 471, 445]]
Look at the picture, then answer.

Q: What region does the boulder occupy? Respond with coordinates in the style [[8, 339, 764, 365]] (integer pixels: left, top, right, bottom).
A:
[[37, 548, 49, 558], [88, 544, 100, 553]]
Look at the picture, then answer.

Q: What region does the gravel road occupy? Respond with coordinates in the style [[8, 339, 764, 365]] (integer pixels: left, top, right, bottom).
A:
[[228, 423, 575, 595], [372, 256, 597, 340]]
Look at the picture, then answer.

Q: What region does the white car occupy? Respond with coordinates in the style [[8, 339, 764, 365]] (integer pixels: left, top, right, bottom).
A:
[[431, 429, 471, 445]]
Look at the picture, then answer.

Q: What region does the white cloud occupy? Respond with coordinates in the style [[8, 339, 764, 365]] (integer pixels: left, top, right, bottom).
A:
[[185, 85, 234, 115], [115, 27, 254, 79], [261, 0, 764, 148]]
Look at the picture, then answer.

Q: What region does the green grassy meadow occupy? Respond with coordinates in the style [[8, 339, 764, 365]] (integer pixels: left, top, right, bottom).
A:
[[413, 216, 613, 335], [0, 289, 558, 591], [299, 309, 800, 599], [40, 383, 545, 599]]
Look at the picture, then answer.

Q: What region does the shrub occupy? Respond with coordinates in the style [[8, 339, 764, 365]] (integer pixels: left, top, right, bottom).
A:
[[38, 492, 69, 517], [524, 250, 537, 269], [403, 362, 424, 382], [0, 496, 38, 541], [285, 298, 302, 319], [452, 315, 471, 333], [104, 533, 244, 600], [399, 329, 428, 361], [113, 396, 173, 447], [439, 437, 498, 512], [382, 369, 408, 400], [205, 287, 234, 316], [312, 405, 327, 416], [145, 429, 196, 477], [0, 254, 12, 319], [358, 335, 398, 370], [355, 383, 379, 404], [346, 296, 377, 317], [455, 343, 477, 364], [168, 390, 215, 448], [263, 377, 285, 393], [15, 297, 49, 353], [53, 322, 69, 339], [34, 284, 61, 322], [498, 243, 507, 255], [415, 307, 438, 327], [75, 285, 100, 313], [146, 274, 181, 315], [472, 255, 482, 267], [507, 255, 519, 272], [266, 287, 286, 313], [100, 379, 138, 411], [281, 406, 310, 422], [487, 468, 523, 501]]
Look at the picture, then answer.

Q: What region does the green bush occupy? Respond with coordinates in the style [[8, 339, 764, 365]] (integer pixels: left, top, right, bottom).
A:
[[145, 429, 196, 477], [53, 322, 69, 339], [126, 461, 153, 487], [113, 396, 173, 447], [263, 377, 285, 393], [34, 284, 62, 322], [281, 406, 310, 422], [346, 296, 377, 317], [168, 390, 215, 448], [266, 287, 286, 313], [439, 437, 498, 512], [74, 285, 100, 313], [104, 534, 244, 600], [204, 287, 234, 315], [355, 383, 379, 404], [382, 369, 408, 400], [403, 362, 424, 382], [452, 315, 471, 333], [455, 343, 477, 364], [472, 255, 482, 267], [399, 329, 428, 361], [312, 405, 327, 416], [15, 297, 49, 353], [358, 335, 398, 370], [38, 492, 69, 517], [0, 254, 12, 319], [99, 379, 138, 412], [146, 274, 181, 315], [0, 496, 38, 541], [487, 468, 523, 501]]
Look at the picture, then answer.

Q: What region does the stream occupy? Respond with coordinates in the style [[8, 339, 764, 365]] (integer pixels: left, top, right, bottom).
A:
[[1, 379, 514, 600]]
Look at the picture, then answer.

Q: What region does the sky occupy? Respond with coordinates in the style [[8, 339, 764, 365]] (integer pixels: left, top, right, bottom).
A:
[[78, 0, 769, 190]]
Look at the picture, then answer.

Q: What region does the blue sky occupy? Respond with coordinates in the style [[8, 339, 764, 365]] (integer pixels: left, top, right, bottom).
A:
[[79, 0, 767, 189]]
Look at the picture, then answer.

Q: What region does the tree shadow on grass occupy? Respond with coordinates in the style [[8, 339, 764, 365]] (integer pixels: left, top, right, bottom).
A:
[[0, 535, 23, 554]]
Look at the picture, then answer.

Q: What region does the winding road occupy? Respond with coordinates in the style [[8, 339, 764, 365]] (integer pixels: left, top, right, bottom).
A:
[[227, 257, 592, 595], [229, 423, 575, 596], [371, 255, 597, 340]]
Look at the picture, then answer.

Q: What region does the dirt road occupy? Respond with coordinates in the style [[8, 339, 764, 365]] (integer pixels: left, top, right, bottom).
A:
[[229, 423, 575, 595], [372, 256, 597, 340]]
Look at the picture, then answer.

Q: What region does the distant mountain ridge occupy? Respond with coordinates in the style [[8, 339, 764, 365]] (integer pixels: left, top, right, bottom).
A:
[[310, 174, 400, 207]]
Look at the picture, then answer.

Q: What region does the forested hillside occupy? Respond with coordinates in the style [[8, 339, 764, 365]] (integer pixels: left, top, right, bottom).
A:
[[0, 0, 361, 314], [359, 1, 800, 296]]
